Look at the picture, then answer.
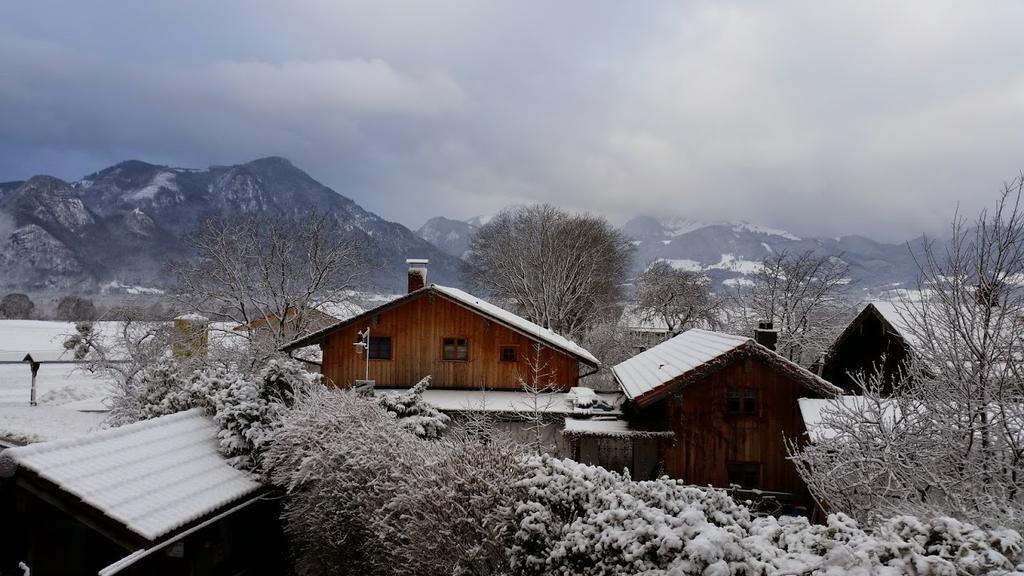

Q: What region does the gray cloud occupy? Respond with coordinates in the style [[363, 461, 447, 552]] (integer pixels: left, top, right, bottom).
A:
[[1, 1, 1023, 241]]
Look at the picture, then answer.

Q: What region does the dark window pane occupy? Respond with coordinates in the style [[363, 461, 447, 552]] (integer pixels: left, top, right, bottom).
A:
[[443, 338, 468, 360], [726, 389, 740, 413], [743, 388, 757, 414], [369, 336, 391, 360], [500, 347, 517, 362]]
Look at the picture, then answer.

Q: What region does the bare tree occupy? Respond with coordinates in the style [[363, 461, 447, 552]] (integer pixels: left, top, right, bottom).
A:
[[170, 213, 363, 368], [515, 342, 561, 453], [634, 261, 720, 338], [789, 176, 1024, 527], [464, 204, 632, 338], [732, 249, 852, 365]]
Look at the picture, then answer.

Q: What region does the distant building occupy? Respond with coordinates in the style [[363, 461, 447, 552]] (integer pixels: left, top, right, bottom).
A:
[[0, 409, 285, 575], [618, 305, 671, 352], [819, 302, 914, 394]]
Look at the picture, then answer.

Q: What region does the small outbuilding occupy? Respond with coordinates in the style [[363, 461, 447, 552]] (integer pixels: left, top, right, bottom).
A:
[[0, 409, 285, 575], [611, 328, 841, 511]]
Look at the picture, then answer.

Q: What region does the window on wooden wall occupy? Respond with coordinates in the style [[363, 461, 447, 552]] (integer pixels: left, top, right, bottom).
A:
[[726, 387, 758, 415], [442, 338, 469, 361], [368, 336, 392, 360], [726, 461, 760, 489], [499, 346, 517, 362]]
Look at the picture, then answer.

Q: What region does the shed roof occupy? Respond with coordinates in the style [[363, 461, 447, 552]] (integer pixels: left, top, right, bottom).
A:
[[377, 388, 622, 415], [281, 284, 599, 366], [0, 409, 261, 541], [612, 328, 840, 406]]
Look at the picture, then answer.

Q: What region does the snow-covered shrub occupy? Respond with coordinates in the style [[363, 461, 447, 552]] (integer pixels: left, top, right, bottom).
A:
[[744, 513, 1024, 575], [377, 375, 450, 438], [507, 455, 754, 576], [109, 357, 211, 424], [506, 456, 1024, 576], [207, 358, 317, 469], [264, 385, 524, 576]]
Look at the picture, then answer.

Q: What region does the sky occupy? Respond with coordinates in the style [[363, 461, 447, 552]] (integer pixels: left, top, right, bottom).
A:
[[1, 1, 1023, 241]]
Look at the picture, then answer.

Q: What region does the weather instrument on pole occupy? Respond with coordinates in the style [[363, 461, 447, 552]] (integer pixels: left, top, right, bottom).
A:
[[353, 327, 374, 393]]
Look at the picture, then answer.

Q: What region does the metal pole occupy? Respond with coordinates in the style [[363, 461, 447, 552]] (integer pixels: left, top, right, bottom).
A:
[[365, 327, 370, 381]]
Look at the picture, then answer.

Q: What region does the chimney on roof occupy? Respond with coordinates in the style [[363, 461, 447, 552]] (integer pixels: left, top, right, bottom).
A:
[[754, 321, 778, 351], [407, 258, 429, 293]]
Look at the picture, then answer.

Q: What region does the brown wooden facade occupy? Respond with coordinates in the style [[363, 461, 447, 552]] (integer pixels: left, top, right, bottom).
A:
[[627, 348, 833, 508], [288, 288, 594, 391]]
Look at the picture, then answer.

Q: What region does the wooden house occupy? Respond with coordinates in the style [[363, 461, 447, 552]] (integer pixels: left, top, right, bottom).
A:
[[281, 260, 600, 392], [0, 409, 285, 576], [611, 328, 841, 510], [820, 302, 914, 394]]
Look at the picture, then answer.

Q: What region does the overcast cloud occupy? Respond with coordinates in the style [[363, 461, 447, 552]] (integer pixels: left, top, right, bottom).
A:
[[1, 1, 1023, 240]]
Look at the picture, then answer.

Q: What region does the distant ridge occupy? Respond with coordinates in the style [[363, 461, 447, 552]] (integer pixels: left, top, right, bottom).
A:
[[0, 157, 465, 293]]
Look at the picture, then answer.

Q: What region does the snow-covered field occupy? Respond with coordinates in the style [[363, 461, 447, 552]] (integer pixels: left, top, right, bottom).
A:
[[0, 320, 115, 444]]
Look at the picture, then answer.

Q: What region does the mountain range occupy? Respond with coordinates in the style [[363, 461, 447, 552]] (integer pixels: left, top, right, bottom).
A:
[[0, 157, 465, 294], [416, 214, 927, 296], [0, 155, 927, 297]]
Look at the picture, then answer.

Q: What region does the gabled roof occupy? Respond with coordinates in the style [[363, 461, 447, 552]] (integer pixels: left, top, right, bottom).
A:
[[281, 284, 599, 366], [0, 409, 261, 541], [612, 328, 841, 407], [831, 302, 917, 354]]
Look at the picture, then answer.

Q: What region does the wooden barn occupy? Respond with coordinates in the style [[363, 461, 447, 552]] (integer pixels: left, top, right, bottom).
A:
[[281, 260, 600, 392], [612, 328, 841, 511], [820, 302, 914, 394], [0, 409, 285, 576]]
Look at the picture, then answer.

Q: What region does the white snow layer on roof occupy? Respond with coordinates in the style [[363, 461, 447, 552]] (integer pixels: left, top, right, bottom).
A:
[[798, 396, 906, 443], [612, 329, 750, 400], [377, 388, 622, 415], [0, 409, 261, 540], [867, 301, 916, 345], [432, 285, 599, 365]]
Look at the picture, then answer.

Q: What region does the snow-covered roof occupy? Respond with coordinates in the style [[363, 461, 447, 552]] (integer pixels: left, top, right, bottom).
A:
[[431, 285, 599, 365], [282, 285, 599, 366], [376, 388, 622, 415], [619, 305, 670, 334], [799, 396, 903, 443], [562, 417, 675, 439], [612, 329, 750, 400], [865, 302, 918, 347], [0, 409, 262, 541], [612, 329, 840, 404]]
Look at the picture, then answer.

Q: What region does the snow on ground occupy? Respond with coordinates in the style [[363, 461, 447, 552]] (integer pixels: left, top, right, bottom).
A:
[[131, 170, 178, 200], [659, 254, 763, 275], [0, 321, 118, 444], [732, 221, 801, 240], [0, 364, 112, 406], [0, 320, 128, 362], [0, 405, 106, 445], [0, 363, 113, 444]]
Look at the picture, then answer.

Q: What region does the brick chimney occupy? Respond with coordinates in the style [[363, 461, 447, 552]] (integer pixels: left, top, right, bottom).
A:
[[754, 320, 778, 351], [406, 258, 428, 293]]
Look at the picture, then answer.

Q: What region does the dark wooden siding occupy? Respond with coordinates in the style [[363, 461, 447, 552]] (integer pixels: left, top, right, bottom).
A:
[[635, 355, 814, 497], [821, 311, 910, 394], [320, 292, 581, 390]]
